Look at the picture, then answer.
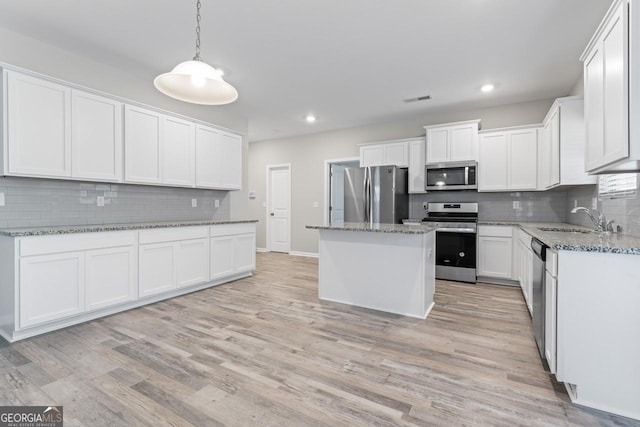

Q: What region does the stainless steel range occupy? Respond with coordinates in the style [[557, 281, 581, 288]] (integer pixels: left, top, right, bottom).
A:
[[422, 202, 478, 283]]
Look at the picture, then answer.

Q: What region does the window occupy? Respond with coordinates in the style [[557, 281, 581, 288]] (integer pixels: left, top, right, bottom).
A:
[[598, 173, 638, 199]]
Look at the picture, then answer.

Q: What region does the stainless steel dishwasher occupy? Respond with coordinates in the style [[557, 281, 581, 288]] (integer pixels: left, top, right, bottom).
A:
[[531, 237, 547, 361]]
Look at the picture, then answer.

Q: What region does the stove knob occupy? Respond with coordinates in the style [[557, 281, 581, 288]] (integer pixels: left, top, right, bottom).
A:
[[459, 252, 465, 257]]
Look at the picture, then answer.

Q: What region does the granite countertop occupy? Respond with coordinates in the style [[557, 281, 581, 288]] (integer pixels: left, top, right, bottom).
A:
[[479, 221, 640, 255], [0, 219, 259, 237], [306, 222, 437, 234]]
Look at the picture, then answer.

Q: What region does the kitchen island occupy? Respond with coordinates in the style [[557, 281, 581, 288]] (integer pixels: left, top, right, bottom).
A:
[[306, 222, 437, 318]]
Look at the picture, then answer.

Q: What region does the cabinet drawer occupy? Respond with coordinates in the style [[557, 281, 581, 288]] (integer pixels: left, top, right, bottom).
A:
[[139, 226, 208, 244], [20, 231, 135, 256], [478, 225, 513, 237], [210, 223, 255, 237]]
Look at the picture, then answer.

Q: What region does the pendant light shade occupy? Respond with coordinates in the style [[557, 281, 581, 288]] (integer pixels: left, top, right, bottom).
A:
[[154, 60, 238, 105], [154, 0, 238, 105]]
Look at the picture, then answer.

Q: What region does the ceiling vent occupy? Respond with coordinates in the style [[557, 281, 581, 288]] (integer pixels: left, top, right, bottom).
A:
[[403, 95, 432, 103]]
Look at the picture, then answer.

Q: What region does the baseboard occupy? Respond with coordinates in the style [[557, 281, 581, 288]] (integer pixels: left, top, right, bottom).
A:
[[476, 276, 519, 287], [256, 247, 269, 253], [289, 251, 319, 258]]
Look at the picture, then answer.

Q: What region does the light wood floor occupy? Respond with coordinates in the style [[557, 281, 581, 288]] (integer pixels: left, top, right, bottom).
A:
[[1, 252, 638, 426]]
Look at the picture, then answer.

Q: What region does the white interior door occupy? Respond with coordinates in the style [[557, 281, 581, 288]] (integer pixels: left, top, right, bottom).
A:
[[329, 161, 359, 225], [268, 166, 290, 253]]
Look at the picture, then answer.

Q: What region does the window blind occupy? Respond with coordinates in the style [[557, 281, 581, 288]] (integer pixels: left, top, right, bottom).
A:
[[598, 173, 638, 198]]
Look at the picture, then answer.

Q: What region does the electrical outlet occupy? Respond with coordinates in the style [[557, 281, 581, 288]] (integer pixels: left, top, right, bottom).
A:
[[513, 201, 520, 209], [0, 192, 4, 207], [191, 198, 197, 208], [592, 197, 598, 209], [313, 201, 319, 208], [574, 199, 578, 208], [97, 196, 105, 207], [215, 199, 220, 208]]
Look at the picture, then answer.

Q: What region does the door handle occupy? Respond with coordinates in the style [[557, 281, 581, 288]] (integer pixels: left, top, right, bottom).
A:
[[270, 212, 275, 216]]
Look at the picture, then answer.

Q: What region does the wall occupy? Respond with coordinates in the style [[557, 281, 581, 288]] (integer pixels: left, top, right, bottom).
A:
[[410, 190, 567, 223], [0, 27, 249, 223], [566, 185, 640, 237], [248, 98, 556, 253], [0, 177, 229, 229]]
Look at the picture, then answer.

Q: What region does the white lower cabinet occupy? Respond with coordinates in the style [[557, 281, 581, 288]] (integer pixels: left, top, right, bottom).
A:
[[517, 229, 534, 316], [19, 251, 84, 328], [477, 226, 513, 280], [139, 242, 177, 297], [210, 223, 257, 281], [85, 246, 137, 311], [0, 222, 256, 342]]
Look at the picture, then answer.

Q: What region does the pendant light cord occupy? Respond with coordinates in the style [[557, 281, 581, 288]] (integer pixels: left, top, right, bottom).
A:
[[194, 0, 202, 61]]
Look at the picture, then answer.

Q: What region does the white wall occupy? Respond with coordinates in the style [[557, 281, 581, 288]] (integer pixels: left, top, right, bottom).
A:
[[248, 98, 556, 253], [0, 26, 250, 218]]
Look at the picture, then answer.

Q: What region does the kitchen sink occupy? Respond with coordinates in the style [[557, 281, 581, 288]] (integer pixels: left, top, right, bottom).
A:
[[537, 227, 594, 234]]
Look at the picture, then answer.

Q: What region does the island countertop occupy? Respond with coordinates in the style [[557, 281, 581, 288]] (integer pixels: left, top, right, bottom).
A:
[[306, 222, 437, 234], [0, 219, 259, 237]]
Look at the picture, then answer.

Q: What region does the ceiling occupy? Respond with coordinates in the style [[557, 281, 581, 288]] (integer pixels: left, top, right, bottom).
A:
[[0, 0, 613, 142]]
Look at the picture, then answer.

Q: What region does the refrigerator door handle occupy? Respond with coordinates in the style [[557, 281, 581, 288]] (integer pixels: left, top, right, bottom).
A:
[[363, 167, 370, 223]]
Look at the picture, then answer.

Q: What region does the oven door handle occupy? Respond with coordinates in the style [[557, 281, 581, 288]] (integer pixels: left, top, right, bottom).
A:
[[436, 228, 476, 233]]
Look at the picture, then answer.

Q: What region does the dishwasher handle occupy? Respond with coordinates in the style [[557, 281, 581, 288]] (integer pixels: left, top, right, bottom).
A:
[[531, 238, 547, 261]]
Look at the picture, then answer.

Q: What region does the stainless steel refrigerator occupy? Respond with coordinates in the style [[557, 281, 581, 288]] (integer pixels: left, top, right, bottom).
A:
[[344, 165, 408, 224]]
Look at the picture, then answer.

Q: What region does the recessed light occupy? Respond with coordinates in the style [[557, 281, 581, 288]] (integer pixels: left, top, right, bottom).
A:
[[305, 115, 317, 123], [481, 84, 495, 93]]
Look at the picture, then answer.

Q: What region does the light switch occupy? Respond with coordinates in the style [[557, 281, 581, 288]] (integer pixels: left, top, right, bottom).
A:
[[248, 191, 256, 199], [97, 196, 105, 207], [214, 199, 220, 208], [192, 198, 197, 208], [592, 197, 598, 209], [0, 192, 4, 207], [313, 201, 319, 208], [262, 202, 267, 208]]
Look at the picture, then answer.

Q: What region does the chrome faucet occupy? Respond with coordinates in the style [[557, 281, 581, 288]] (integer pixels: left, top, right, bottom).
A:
[[570, 207, 614, 232]]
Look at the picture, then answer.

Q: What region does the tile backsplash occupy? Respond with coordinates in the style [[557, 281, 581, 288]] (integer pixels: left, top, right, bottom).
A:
[[0, 177, 230, 229], [410, 190, 568, 223], [566, 184, 640, 237]]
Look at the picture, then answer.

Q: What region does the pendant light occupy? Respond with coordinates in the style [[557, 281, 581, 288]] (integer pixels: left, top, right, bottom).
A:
[[154, 0, 238, 105]]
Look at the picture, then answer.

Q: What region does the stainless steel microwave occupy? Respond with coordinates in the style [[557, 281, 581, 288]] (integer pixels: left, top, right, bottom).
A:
[[425, 161, 477, 191]]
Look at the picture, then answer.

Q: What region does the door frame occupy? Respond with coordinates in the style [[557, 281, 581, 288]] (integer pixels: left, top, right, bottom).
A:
[[266, 163, 292, 253], [324, 157, 360, 225]]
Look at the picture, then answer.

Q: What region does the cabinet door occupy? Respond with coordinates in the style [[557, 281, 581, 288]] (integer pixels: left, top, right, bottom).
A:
[[450, 124, 477, 161], [235, 233, 256, 272], [71, 90, 123, 182], [85, 246, 136, 310], [382, 142, 409, 167], [477, 236, 512, 279], [548, 111, 560, 187], [478, 133, 507, 191], [210, 235, 235, 280], [139, 242, 176, 297], [162, 116, 195, 187], [7, 71, 72, 178], [584, 3, 628, 172], [425, 128, 449, 163], [177, 238, 209, 287], [508, 129, 538, 190], [360, 145, 383, 166], [124, 105, 162, 184], [19, 252, 84, 328], [545, 270, 557, 374], [408, 139, 426, 193], [218, 132, 243, 189], [195, 125, 221, 188]]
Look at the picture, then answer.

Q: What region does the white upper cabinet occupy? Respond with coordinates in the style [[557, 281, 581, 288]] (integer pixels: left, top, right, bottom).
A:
[[124, 105, 162, 184], [195, 125, 243, 190], [408, 138, 426, 193], [539, 97, 596, 189], [424, 120, 480, 164], [479, 125, 539, 192], [71, 90, 123, 182], [162, 116, 195, 187], [2, 67, 242, 190], [581, 0, 640, 173], [6, 71, 72, 178], [359, 140, 409, 167]]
